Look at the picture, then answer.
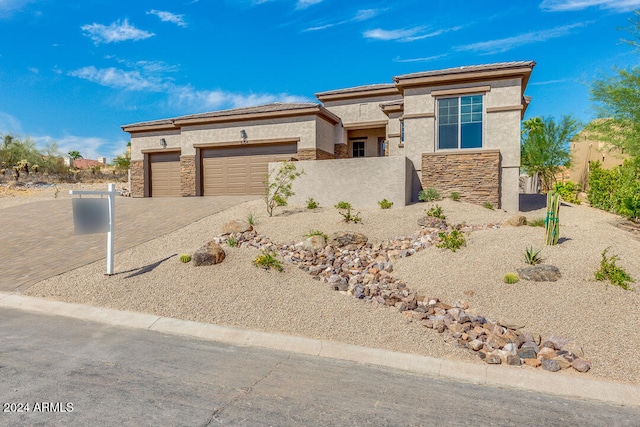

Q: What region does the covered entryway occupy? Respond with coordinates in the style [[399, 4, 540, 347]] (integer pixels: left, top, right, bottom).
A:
[[200, 143, 297, 196], [149, 152, 181, 197]]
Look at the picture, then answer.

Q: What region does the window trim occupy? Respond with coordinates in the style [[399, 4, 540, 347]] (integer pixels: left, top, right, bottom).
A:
[[351, 139, 365, 158], [436, 94, 485, 150]]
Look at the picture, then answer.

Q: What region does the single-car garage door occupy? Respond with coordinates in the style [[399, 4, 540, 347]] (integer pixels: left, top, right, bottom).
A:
[[150, 152, 181, 197], [202, 143, 297, 196]]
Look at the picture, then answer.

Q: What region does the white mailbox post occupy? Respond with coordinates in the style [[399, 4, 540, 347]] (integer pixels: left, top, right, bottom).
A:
[[70, 183, 119, 275]]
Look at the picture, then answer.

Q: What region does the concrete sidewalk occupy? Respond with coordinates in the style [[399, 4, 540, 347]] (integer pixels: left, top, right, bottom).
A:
[[1, 291, 638, 409], [0, 195, 255, 292]]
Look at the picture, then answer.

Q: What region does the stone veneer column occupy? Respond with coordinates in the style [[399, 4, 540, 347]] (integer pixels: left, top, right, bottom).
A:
[[129, 160, 144, 197], [296, 148, 335, 160], [421, 150, 501, 208], [180, 155, 196, 197], [334, 144, 349, 159]]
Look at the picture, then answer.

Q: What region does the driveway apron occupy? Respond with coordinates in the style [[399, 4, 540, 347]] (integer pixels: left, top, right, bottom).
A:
[[0, 195, 255, 292]]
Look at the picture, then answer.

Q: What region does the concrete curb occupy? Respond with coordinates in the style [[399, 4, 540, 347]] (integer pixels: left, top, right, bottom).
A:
[[2, 291, 638, 408]]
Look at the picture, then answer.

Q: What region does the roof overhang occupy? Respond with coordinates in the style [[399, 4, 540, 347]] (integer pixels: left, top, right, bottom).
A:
[[316, 86, 400, 102]]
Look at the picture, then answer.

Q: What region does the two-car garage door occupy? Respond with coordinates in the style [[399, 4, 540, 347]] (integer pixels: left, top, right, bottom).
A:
[[201, 143, 297, 196]]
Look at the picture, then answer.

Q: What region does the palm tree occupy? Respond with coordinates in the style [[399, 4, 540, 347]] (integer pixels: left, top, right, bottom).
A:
[[68, 150, 83, 160]]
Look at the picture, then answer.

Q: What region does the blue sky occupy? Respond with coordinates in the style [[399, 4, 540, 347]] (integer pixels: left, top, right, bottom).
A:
[[0, 0, 639, 161]]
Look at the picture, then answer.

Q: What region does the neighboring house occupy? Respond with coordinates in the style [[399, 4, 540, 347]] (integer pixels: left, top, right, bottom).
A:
[[122, 61, 535, 211], [64, 157, 108, 169], [569, 124, 630, 191]]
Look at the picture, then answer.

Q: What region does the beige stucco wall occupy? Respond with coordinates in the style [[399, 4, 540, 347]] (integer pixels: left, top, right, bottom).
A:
[[180, 116, 317, 155], [281, 156, 410, 208], [569, 136, 628, 189], [324, 94, 401, 125], [130, 129, 182, 161], [316, 117, 337, 154]]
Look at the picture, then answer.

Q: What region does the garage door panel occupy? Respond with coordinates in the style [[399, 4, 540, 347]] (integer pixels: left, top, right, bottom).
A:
[[151, 159, 181, 197], [202, 143, 296, 196]]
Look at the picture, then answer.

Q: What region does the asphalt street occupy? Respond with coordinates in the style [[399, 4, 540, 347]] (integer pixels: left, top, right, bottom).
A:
[[1, 308, 639, 427]]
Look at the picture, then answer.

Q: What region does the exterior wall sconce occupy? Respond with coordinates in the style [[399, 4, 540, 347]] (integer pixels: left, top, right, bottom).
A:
[[240, 130, 248, 144], [160, 138, 167, 148]]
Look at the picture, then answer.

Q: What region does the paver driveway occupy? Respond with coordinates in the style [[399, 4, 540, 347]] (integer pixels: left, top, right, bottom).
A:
[[0, 195, 256, 292]]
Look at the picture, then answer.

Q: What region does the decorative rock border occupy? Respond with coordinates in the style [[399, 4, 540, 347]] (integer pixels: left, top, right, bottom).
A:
[[211, 221, 590, 374]]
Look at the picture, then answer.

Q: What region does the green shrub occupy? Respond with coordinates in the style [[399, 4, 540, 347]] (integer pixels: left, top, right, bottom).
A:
[[426, 204, 446, 219], [553, 180, 581, 204], [588, 159, 640, 222], [253, 250, 284, 272], [595, 247, 634, 290], [450, 191, 461, 201], [179, 254, 191, 263], [264, 161, 303, 217], [378, 199, 393, 209], [246, 211, 256, 226], [335, 201, 362, 223], [503, 273, 519, 284], [225, 237, 239, 247], [437, 230, 466, 252], [483, 201, 494, 210], [418, 187, 441, 202], [527, 218, 545, 227], [306, 197, 319, 209], [524, 246, 543, 265], [304, 230, 328, 240]]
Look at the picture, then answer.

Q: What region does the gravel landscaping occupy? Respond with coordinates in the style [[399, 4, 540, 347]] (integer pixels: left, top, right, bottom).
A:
[[14, 191, 640, 385]]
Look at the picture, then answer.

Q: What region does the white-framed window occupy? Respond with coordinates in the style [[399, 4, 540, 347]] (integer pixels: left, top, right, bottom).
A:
[[437, 95, 483, 150], [352, 140, 365, 157]]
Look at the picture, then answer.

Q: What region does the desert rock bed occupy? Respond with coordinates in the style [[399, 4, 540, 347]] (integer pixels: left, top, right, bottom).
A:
[[14, 194, 640, 385]]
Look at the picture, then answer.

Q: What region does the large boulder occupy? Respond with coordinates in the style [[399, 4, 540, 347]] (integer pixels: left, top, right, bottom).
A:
[[222, 220, 252, 234], [517, 265, 561, 282], [502, 215, 527, 227], [302, 235, 326, 251], [192, 241, 226, 266], [417, 216, 447, 229], [328, 232, 368, 250]]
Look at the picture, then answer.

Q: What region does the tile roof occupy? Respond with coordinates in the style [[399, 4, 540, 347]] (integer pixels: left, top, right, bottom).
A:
[[394, 61, 536, 81], [315, 83, 397, 97], [122, 102, 322, 129]]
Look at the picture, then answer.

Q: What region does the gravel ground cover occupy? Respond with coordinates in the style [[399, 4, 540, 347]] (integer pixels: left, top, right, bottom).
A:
[[16, 194, 640, 385]]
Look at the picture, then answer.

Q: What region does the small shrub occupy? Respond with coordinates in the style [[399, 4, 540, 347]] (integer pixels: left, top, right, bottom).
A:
[[179, 254, 192, 263], [246, 211, 256, 226], [553, 181, 581, 204], [304, 229, 328, 240], [264, 160, 303, 217], [225, 237, 239, 247], [527, 218, 545, 227], [450, 191, 461, 201], [503, 272, 519, 284], [426, 204, 446, 220], [378, 199, 393, 209], [418, 187, 441, 202], [524, 246, 543, 265], [253, 250, 284, 272], [335, 201, 362, 223], [595, 247, 634, 290], [437, 230, 466, 252], [306, 197, 319, 209], [483, 201, 494, 210]]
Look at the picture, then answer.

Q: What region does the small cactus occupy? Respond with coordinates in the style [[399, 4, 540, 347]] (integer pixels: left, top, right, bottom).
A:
[[503, 272, 519, 284], [179, 254, 192, 263]]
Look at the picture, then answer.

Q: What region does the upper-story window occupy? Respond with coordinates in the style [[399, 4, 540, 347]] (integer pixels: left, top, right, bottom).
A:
[[400, 121, 405, 143], [352, 140, 365, 157], [438, 95, 483, 150]]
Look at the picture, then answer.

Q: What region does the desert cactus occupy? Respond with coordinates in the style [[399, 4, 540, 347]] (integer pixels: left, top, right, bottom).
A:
[[179, 254, 192, 263]]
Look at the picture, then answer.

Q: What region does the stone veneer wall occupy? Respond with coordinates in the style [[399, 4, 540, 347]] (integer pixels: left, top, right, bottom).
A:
[[130, 160, 144, 197], [180, 155, 196, 196], [421, 150, 501, 208], [335, 144, 349, 159], [296, 148, 335, 160]]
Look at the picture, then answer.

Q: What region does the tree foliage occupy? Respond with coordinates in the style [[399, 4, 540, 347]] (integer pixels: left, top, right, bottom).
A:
[[587, 158, 640, 221], [0, 133, 67, 177], [68, 150, 83, 160], [264, 160, 303, 217], [521, 116, 580, 192]]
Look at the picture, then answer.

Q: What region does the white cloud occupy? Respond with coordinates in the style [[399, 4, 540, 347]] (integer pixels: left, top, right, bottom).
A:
[[0, 111, 22, 134], [147, 9, 187, 27], [170, 86, 310, 110], [81, 19, 154, 45], [393, 54, 447, 63], [68, 66, 164, 91], [456, 22, 591, 54], [529, 79, 570, 85], [540, 0, 640, 11], [0, 0, 34, 18], [34, 134, 127, 162], [296, 0, 322, 10], [363, 25, 460, 42], [304, 8, 382, 32]]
